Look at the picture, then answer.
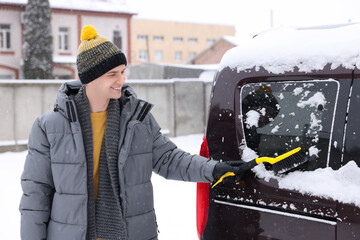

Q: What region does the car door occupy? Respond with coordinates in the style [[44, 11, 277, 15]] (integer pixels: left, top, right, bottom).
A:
[[336, 72, 360, 239], [203, 74, 352, 240]]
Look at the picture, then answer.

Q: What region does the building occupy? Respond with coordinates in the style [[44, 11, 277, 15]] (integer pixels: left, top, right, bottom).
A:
[[131, 18, 235, 65], [0, 0, 135, 79], [188, 36, 241, 65]]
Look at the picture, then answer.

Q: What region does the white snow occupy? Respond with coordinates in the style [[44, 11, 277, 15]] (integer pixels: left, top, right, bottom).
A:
[[53, 55, 76, 64], [309, 113, 322, 131], [259, 108, 266, 116], [271, 125, 280, 134], [252, 161, 360, 208], [309, 146, 320, 157], [278, 161, 360, 207], [278, 93, 284, 100], [293, 87, 303, 96], [4, 132, 360, 239], [245, 110, 260, 128], [241, 146, 259, 162], [297, 92, 327, 108], [0, 133, 204, 239], [219, 24, 360, 73]]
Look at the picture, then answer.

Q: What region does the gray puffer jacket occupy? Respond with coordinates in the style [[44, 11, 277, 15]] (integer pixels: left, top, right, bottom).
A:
[[19, 80, 217, 240]]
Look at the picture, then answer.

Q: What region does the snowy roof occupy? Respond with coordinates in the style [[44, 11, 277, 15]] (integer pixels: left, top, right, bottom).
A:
[[0, 0, 136, 14], [53, 55, 76, 64], [219, 23, 360, 74]]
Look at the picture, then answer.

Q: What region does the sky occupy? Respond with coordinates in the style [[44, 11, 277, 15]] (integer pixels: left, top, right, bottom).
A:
[[127, 0, 360, 41]]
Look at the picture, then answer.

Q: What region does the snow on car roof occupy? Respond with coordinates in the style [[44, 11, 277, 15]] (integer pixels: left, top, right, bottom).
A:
[[219, 23, 360, 74]]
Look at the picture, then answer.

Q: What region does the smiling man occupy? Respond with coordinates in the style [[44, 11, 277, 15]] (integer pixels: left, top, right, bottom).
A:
[[19, 25, 246, 240]]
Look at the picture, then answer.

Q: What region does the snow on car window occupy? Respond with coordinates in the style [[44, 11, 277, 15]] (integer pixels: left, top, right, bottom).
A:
[[297, 92, 326, 108], [245, 110, 260, 128], [240, 79, 339, 170], [238, 79, 360, 208], [252, 160, 360, 208]]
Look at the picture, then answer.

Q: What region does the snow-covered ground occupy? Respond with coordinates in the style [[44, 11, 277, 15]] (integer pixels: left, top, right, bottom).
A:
[[0, 133, 203, 239], [4, 131, 360, 239]]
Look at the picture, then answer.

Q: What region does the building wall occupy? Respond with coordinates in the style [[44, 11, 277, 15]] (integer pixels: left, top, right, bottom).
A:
[[131, 19, 235, 65], [0, 3, 132, 79], [0, 7, 22, 79], [192, 39, 236, 64], [52, 13, 78, 57], [82, 15, 129, 57], [51, 12, 78, 79]]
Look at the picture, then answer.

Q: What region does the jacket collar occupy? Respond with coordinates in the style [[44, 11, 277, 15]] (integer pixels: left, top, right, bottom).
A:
[[53, 80, 142, 122]]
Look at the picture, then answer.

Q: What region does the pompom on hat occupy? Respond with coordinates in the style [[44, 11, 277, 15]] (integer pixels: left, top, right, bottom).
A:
[[76, 25, 127, 84]]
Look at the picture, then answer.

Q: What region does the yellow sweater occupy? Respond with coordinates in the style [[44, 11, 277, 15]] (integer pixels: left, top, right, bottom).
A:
[[90, 111, 107, 201]]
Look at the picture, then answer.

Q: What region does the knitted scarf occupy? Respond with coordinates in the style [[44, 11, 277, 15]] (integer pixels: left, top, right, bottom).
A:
[[74, 86, 126, 240]]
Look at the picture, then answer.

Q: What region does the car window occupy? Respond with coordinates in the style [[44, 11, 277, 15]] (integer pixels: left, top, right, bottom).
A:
[[240, 80, 339, 170]]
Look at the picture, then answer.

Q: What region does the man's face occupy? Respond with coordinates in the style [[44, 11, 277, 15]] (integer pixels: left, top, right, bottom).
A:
[[87, 64, 126, 100]]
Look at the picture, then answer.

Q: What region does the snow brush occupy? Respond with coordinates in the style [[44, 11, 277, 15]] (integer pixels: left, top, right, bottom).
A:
[[212, 147, 305, 188]]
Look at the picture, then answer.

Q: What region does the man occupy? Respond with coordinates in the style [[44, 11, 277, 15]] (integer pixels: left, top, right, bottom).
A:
[[19, 25, 242, 240]]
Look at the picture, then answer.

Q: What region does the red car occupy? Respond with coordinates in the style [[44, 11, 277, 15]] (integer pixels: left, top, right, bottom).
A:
[[197, 24, 360, 240]]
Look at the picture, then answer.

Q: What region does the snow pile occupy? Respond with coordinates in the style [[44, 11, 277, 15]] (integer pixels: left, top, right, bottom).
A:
[[219, 24, 360, 73], [253, 161, 360, 207]]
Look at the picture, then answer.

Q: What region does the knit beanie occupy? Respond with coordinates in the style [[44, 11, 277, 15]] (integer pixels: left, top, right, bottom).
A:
[[76, 25, 127, 84]]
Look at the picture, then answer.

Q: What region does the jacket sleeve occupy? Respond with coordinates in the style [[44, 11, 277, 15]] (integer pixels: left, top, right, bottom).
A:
[[149, 114, 218, 182], [19, 117, 55, 240]]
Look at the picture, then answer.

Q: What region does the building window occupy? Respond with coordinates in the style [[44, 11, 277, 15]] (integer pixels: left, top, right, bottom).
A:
[[155, 50, 163, 62], [137, 34, 148, 41], [0, 24, 11, 50], [207, 38, 216, 45], [175, 51, 182, 62], [139, 50, 148, 61], [173, 37, 183, 42], [188, 37, 198, 43], [59, 27, 69, 52], [153, 35, 164, 41], [113, 30, 122, 49]]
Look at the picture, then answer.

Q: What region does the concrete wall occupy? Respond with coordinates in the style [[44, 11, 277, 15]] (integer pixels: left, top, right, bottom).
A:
[[127, 63, 206, 79], [0, 79, 213, 151]]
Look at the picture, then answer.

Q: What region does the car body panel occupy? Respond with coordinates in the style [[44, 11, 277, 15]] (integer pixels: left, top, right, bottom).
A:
[[202, 65, 360, 239]]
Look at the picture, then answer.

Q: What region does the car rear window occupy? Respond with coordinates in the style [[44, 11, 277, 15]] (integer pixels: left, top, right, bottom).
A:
[[239, 79, 339, 170]]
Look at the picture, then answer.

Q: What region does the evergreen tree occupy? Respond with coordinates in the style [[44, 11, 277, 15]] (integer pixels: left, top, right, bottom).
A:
[[23, 0, 53, 79]]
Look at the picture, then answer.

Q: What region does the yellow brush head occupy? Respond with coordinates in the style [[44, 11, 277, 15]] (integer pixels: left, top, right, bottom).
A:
[[255, 147, 301, 165]]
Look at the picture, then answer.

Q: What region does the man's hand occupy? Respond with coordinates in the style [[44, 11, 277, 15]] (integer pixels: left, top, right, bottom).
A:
[[212, 161, 247, 182]]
